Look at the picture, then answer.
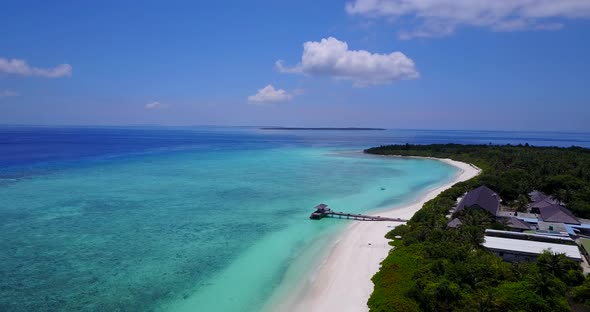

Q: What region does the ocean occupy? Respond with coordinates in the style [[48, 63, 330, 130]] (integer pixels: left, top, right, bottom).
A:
[[1, 126, 589, 311]]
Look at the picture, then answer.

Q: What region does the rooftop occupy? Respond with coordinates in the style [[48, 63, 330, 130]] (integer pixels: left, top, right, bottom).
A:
[[529, 190, 548, 203], [537, 221, 568, 233], [447, 218, 462, 228], [483, 236, 582, 262], [496, 210, 539, 221], [485, 229, 574, 244], [565, 223, 590, 236], [456, 185, 501, 216], [539, 204, 580, 224], [314, 203, 329, 211], [505, 217, 532, 230], [531, 199, 558, 209]]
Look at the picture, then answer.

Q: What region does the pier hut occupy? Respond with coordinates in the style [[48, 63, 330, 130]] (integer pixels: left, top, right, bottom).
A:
[[310, 203, 331, 220]]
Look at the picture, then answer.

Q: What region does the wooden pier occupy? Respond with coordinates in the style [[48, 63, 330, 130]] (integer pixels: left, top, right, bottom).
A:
[[309, 204, 407, 222]]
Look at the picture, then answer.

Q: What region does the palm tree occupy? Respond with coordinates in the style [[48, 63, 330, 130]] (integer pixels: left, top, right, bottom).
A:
[[551, 189, 568, 205], [528, 271, 566, 299], [462, 209, 492, 227], [537, 251, 570, 279], [511, 262, 531, 280], [472, 289, 495, 312], [515, 194, 529, 212]]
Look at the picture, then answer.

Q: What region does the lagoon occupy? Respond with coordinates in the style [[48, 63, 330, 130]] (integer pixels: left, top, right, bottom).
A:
[[1, 127, 588, 311]]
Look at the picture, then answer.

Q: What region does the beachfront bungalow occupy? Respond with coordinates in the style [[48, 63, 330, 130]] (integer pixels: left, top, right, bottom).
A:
[[454, 185, 501, 217], [483, 229, 583, 263]]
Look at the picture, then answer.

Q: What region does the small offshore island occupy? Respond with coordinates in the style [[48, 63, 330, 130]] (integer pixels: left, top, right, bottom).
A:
[[361, 144, 590, 311]]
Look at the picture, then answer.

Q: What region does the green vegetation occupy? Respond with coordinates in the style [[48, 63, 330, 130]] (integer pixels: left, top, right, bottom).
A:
[[364, 144, 590, 311], [366, 144, 590, 218]]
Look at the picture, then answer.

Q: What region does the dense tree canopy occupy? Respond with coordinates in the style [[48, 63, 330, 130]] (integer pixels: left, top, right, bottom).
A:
[[364, 144, 590, 311], [365, 144, 590, 218]]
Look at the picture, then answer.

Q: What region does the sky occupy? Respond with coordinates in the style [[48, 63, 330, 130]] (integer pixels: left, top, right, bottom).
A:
[[1, 0, 590, 131]]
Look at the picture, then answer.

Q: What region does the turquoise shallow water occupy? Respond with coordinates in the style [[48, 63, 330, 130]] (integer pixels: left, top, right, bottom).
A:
[[0, 128, 459, 311]]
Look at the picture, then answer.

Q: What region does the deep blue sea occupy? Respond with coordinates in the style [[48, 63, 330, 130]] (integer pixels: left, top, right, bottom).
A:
[[1, 126, 589, 311]]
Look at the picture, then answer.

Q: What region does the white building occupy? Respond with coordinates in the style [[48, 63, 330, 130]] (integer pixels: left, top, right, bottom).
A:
[[483, 230, 582, 262]]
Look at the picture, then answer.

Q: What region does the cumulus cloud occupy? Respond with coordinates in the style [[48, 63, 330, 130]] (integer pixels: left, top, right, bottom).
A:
[[345, 0, 590, 39], [0, 90, 18, 98], [276, 37, 418, 86], [145, 101, 166, 109], [0, 57, 72, 78], [248, 85, 293, 103]]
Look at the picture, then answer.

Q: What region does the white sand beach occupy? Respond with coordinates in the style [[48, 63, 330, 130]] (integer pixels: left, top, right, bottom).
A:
[[275, 158, 481, 312]]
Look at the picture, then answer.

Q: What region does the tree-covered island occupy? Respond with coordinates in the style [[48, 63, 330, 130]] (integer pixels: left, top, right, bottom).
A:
[[364, 144, 590, 312]]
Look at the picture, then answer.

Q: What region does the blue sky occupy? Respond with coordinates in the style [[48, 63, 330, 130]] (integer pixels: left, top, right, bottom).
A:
[[1, 0, 590, 131]]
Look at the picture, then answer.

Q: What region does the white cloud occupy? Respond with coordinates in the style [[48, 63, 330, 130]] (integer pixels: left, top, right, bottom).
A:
[[145, 101, 166, 109], [276, 37, 418, 86], [0, 57, 72, 78], [248, 85, 293, 103], [0, 90, 18, 98], [345, 0, 590, 39]]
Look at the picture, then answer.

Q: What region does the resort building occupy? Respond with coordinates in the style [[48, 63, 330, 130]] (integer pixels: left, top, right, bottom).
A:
[[454, 185, 501, 217], [538, 204, 580, 224], [492, 189, 584, 234], [529, 190, 559, 204], [451, 188, 589, 265], [483, 229, 583, 263], [530, 199, 555, 214], [529, 190, 560, 213]]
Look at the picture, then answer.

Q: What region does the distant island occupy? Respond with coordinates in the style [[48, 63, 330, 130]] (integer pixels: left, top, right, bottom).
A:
[[259, 127, 386, 131]]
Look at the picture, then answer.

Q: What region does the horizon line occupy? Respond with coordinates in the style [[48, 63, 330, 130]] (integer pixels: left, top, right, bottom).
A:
[[1, 123, 590, 134]]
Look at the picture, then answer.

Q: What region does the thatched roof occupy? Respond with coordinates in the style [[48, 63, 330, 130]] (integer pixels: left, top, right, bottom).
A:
[[315, 203, 328, 209]]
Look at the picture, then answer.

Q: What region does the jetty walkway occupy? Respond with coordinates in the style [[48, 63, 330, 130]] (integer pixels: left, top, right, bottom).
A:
[[309, 204, 407, 222]]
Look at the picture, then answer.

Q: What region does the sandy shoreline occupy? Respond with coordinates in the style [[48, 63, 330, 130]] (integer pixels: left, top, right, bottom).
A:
[[274, 157, 481, 312]]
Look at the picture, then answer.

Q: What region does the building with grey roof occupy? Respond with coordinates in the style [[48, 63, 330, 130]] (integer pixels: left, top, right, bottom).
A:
[[539, 204, 580, 224], [530, 198, 560, 214], [483, 229, 582, 263], [504, 217, 533, 232], [528, 190, 560, 204], [455, 185, 501, 217]]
